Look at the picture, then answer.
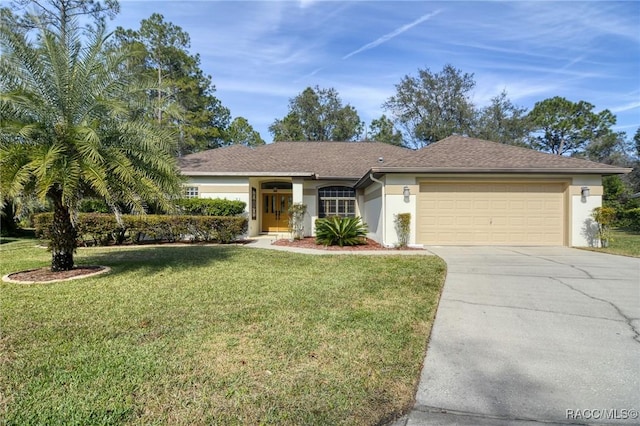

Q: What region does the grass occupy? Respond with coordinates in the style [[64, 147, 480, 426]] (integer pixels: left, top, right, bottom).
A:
[[585, 228, 640, 257], [0, 238, 446, 425]]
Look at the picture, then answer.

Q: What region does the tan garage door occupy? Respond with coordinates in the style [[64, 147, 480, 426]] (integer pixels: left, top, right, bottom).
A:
[[417, 182, 565, 245]]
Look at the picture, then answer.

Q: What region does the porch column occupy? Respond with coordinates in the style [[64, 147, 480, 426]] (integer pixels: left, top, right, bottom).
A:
[[292, 178, 304, 204]]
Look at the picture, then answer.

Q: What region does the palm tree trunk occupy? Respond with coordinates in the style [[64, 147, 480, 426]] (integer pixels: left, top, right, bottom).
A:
[[49, 191, 77, 272]]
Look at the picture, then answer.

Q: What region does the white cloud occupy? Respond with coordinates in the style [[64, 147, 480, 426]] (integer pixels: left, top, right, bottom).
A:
[[610, 101, 640, 114]]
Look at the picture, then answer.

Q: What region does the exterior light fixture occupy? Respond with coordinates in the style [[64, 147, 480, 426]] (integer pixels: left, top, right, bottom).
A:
[[403, 185, 410, 201], [581, 186, 590, 200]]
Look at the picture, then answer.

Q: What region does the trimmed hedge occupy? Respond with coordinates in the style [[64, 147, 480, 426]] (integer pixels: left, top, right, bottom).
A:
[[33, 213, 248, 246], [78, 198, 110, 213], [174, 198, 246, 216]]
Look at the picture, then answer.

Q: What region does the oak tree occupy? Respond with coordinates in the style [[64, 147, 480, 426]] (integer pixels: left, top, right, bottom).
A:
[[269, 86, 363, 142], [383, 64, 476, 148]]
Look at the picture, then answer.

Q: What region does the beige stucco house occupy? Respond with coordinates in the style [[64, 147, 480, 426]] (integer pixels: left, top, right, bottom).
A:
[[178, 136, 631, 247]]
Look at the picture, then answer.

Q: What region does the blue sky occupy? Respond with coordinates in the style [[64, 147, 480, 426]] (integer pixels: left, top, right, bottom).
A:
[[112, 1, 640, 143]]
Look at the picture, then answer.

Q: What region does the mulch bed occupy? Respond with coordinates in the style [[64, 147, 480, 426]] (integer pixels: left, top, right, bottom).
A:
[[4, 265, 108, 284], [272, 237, 419, 251]]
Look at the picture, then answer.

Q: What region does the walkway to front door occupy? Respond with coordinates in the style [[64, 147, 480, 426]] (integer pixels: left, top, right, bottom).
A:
[[262, 192, 291, 232]]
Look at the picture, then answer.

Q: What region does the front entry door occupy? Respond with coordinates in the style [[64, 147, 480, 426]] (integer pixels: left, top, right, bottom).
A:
[[262, 193, 291, 232]]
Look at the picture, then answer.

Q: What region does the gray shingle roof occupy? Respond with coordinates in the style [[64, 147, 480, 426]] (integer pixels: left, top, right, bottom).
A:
[[381, 135, 631, 173], [179, 141, 412, 179], [179, 136, 632, 181]]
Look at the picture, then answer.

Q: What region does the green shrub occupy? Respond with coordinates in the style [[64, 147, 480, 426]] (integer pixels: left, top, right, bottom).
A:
[[33, 213, 248, 245], [76, 213, 119, 246], [394, 213, 411, 248], [621, 208, 640, 232], [288, 203, 307, 240], [1, 201, 19, 236], [33, 213, 54, 240], [174, 198, 246, 216], [315, 216, 368, 247], [78, 198, 110, 213], [592, 206, 617, 247]]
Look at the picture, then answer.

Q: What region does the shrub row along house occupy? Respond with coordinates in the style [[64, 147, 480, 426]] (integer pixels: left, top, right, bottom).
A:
[[178, 136, 631, 247]]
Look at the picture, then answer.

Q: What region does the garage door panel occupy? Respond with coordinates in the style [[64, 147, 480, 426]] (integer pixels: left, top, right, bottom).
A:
[[418, 182, 565, 246]]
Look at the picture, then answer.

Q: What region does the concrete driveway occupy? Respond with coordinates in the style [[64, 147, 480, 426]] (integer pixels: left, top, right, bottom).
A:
[[402, 247, 640, 425]]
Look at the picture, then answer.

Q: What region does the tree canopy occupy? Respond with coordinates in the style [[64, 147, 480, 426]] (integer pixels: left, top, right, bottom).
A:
[[269, 86, 363, 142], [112, 13, 231, 155], [473, 91, 530, 146], [526, 96, 617, 156], [383, 64, 476, 148], [2, 0, 119, 34], [0, 14, 182, 271], [366, 115, 403, 146], [225, 117, 265, 147]]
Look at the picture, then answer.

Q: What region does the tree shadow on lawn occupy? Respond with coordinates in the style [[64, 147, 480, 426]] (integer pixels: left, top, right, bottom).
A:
[[77, 244, 241, 276]]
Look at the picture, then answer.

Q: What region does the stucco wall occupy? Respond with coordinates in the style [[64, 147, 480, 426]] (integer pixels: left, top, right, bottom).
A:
[[570, 175, 603, 247], [362, 181, 384, 244], [187, 176, 250, 205]]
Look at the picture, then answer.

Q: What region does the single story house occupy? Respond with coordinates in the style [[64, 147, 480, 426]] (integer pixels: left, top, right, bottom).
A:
[[178, 135, 631, 247]]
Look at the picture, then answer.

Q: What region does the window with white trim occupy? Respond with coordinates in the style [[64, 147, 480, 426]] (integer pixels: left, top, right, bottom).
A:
[[184, 186, 199, 198], [318, 186, 356, 218]]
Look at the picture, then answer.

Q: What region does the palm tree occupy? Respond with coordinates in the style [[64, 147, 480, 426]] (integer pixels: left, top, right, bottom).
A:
[[0, 18, 182, 271]]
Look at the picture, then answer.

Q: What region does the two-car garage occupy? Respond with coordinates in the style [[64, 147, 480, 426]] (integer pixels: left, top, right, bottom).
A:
[[417, 181, 567, 246]]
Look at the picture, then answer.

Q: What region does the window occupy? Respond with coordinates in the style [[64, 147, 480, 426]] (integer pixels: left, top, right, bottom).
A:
[[260, 181, 292, 191], [184, 186, 198, 198], [318, 186, 356, 218]]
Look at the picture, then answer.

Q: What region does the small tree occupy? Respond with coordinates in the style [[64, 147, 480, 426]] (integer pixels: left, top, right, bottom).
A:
[[288, 203, 307, 240], [394, 213, 411, 248], [592, 206, 616, 247], [0, 16, 182, 271]]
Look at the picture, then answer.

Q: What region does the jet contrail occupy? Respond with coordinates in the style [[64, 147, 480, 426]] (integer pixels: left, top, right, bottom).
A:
[[342, 10, 442, 60]]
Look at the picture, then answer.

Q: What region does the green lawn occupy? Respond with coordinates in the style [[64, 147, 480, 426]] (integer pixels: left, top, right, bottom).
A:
[[586, 228, 640, 257], [0, 238, 446, 425]]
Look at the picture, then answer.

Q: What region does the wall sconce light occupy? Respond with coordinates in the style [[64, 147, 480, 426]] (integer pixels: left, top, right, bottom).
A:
[[581, 186, 590, 200], [403, 185, 410, 202]]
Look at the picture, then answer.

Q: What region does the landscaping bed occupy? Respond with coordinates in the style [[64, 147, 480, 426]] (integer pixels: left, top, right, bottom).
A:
[[273, 237, 423, 251]]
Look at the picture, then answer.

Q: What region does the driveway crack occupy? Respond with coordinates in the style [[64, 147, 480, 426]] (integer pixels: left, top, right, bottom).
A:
[[503, 248, 640, 344], [413, 404, 589, 425], [446, 298, 627, 324], [505, 248, 595, 279], [550, 276, 640, 344]]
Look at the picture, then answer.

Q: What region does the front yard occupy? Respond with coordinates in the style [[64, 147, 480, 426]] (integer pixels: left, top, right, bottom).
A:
[[586, 228, 640, 257], [0, 239, 445, 425]]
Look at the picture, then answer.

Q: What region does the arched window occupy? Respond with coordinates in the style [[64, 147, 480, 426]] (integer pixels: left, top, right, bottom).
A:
[[318, 186, 356, 218]]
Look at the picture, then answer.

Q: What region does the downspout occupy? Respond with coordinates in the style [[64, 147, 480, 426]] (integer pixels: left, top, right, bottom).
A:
[[369, 173, 386, 247]]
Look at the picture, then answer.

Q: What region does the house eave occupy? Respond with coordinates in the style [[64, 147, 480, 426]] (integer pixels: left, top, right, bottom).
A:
[[354, 167, 633, 187], [181, 171, 316, 177], [314, 176, 359, 182]]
